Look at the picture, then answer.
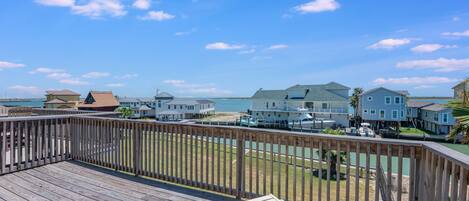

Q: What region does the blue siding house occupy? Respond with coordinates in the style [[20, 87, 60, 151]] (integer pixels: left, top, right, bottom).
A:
[[420, 104, 455, 135], [359, 87, 408, 129]]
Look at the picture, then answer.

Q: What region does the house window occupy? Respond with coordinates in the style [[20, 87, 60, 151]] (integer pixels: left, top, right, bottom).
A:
[[443, 113, 448, 123], [379, 110, 385, 118], [180, 105, 183, 109], [367, 96, 373, 101], [385, 96, 391, 105], [370, 109, 376, 115], [168, 105, 170, 109], [158, 100, 161, 108], [433, 113, 438, 121], [322, 103, 328, 109], [392, 110, 398, 119], [266, 102, 269, 109], [425, 112, 428, 117], [174, 105, 177, 109], [394, 96, 401, 104], [364, 109, 368, 114], [400, 110, 404, 118], [272, 102, 276, 107]]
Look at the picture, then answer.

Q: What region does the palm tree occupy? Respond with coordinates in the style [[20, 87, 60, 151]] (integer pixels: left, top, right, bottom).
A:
[[116, 107, 134, 119], [448, 97, 469, 143], [350, 87, 364, 127]]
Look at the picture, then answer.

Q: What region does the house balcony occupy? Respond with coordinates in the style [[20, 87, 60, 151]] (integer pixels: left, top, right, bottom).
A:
[[251, 107, 348, 114], [0, 108, 467, 201]]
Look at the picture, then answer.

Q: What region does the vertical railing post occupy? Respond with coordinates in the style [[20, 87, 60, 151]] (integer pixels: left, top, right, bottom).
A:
[[133, 122, 140, 176], [235, 129, 245, 199]]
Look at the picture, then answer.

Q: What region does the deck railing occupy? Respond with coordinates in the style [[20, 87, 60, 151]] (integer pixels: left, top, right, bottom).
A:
[[0, 114, 468, 201]]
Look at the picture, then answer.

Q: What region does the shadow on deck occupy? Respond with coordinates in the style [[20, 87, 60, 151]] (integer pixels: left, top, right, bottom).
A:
[[0, 161, 238, 201]]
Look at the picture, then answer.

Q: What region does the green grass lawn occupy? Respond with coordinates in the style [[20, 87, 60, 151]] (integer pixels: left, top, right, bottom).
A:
[[96, 131, 374, 201], [399, 127, 431, 135], [440, 143, 469, 155]]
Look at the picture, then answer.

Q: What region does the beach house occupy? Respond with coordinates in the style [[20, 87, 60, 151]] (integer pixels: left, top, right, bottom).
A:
[[419, 103, 455, 134], [152, 91, 215, 121], [249, 82, 350, 127], [118, 97, 156, 118], [358, 87, 408, 129], [44, 89, 81, 109], [453, 78, 468, 103], [77, 91, 119, 112]]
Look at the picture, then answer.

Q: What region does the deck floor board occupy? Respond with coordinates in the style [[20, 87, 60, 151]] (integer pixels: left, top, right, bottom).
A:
[[0, 161, 236, 201]]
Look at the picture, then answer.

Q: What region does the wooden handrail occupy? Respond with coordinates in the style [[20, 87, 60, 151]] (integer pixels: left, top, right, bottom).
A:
[[0, 115, 467, 201]]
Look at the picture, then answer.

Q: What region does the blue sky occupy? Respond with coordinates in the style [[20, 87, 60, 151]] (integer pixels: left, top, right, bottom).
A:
[[0, 0, 468, 98]]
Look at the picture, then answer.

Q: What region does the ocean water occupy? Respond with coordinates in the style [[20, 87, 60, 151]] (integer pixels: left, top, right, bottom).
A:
[[0, 99, 44, 108], [210, 98, 251, 112]]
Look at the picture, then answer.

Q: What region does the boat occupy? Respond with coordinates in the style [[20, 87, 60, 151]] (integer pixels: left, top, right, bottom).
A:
[[358, 122, 375, 137], [240, 115, 259, 127], [288, 113, 336, 129]]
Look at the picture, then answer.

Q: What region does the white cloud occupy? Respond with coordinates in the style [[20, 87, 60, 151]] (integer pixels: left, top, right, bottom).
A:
[[267, 44, 288, 50], [8, 85, 43, 95], [59, 79, 89, 86], [29, 67, 64, 74], [37, 0, 126, 18], [205, 42, 245, 50], [139, 11, 175, 21], [238, 49, 256, 54], [132, 0, 150, 10], [175, 28, 197, 36], [114, 73, 139, 79], [82, 71, 110, 79], [47, 72, 72, 80], [414, 85, 435, 89], [294, 0, 340, 13], [163, 79, 232, 96], [373, 77, 458, 85], [396, 58, 469, 72], [163, 80, 185, 85], [35, 0, 74, 7], [106, 83, 125, 87], [368, 38, 411, 49], [71, 0, 126, 18], [442, 30, 469, 37], [0, 61, 25, 70], [411, 44, 457, 53]]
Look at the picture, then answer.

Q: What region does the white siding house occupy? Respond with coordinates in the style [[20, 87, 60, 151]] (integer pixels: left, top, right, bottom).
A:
[[249, 82, 350, 127], [118, 97, 156, 118], [156, 99, 215, 121]]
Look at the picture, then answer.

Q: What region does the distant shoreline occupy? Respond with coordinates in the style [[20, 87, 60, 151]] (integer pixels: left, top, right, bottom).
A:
[[408, 96, 453, 100]]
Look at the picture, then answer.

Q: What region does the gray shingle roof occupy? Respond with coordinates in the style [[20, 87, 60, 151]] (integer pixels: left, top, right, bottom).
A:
[[166, 99, 214, 105], [407, 100, 434, 108], [303, 87, 348, 101], [251, 90, 287, 99], [155, 92, 174, 98], [361, 87, 409, 96], [421, 104, 450, 112]]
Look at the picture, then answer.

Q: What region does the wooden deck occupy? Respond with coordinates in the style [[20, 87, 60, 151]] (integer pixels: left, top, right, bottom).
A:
[[0, 161, 237, 201]]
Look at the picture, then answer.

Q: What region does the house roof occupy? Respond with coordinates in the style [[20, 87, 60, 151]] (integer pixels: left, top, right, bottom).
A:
[[117, 97, 139, 102], [78, 91, 119, 108], [139, 105, 152, 110], [166, 99, 214, 105], [302, 87, 348, 101], [452, 78, 468, 89], [421, 103, 449, 112], [155, 92, 174, 98], [361, 87, 409, 96], [45, 98, 67, 104], [251, 90, 287, 99], [46, 89, 80, 96], [407, 100, 434, 108], [286, 82, 350, 90]]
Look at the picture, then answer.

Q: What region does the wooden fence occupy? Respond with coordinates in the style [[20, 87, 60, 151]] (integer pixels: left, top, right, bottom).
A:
[[0, 115, 468, 201]]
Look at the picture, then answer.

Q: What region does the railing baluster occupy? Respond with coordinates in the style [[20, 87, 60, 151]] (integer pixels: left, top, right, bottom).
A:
[[375, 143, 381, 201], [355, 142, 360, 201], [397, 145, 403, 201], [326, 140, 331, 201], [386, 144, 392, 201], [450, 162, 457, 201], [458, 167, 467, 201], [318, 140, 323, 201]]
